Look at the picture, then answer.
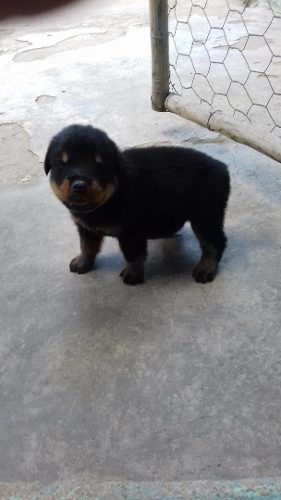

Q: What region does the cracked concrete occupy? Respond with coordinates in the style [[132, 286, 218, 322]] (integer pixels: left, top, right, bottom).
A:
[[0, 0, 281, 497]]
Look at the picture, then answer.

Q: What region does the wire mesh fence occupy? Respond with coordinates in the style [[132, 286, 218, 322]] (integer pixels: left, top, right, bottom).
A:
[[163, 0, 281, 161]]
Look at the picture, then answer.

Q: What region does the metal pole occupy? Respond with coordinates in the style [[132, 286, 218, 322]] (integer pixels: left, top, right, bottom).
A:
[[149, 0, 169, 112], [166, 94, 281, 164]]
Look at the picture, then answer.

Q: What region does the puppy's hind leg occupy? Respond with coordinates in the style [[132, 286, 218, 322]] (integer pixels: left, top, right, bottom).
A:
[[70, 225, 104, 274], [191, 216, 227, 284], [118, 235, 147, 285]]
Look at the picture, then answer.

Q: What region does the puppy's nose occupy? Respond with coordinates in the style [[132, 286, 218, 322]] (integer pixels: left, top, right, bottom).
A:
[[71, 180, 87, 194]]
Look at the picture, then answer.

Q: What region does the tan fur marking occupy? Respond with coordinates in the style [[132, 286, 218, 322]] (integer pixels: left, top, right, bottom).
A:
[[62, 151, 69, 163], [50, 178, 70, 203], [95, 153, 102, 164], [88, 181, 116, 205]]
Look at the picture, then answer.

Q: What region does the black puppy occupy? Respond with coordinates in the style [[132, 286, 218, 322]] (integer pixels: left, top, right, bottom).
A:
[[45, 124, 230, 285]]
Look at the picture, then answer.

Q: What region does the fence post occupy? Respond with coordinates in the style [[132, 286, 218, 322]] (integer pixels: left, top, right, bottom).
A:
[[149, 0, 169, 111]]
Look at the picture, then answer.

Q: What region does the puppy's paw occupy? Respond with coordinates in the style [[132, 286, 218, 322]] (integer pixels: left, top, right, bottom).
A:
[[69, 255, 94, 274], [120, 266, 144, 285], [192, 260, 218, 284]]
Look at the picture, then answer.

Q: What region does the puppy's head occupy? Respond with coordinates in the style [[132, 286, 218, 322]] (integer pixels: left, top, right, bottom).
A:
[[44, 125, 120, 213]]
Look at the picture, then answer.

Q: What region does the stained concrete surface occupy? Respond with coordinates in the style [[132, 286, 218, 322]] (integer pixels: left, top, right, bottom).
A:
[[0, 123, 40, 184], [0, 0, 281, 497]]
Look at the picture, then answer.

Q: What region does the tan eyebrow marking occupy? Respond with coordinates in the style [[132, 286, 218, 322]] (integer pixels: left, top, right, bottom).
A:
[[62, 151, 69, 163], [95, 153, 103, 164]]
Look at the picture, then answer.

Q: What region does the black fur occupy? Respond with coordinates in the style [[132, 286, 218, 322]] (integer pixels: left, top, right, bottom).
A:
[[45, 124, 230, 285]]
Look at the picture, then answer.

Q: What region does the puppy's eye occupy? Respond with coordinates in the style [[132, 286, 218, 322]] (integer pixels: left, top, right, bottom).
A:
[[95, 154, 103, 164], [62, 151, 69, 164]]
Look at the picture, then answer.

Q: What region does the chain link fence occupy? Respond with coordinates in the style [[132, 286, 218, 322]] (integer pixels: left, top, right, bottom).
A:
[[150, 0, 281, 162]]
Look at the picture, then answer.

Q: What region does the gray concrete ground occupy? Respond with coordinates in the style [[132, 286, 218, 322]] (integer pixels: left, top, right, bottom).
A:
[[0, 0, 281, 498]]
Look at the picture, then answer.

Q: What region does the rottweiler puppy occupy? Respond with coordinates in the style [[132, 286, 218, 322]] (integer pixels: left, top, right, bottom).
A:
[[45, 124, 230, 285]]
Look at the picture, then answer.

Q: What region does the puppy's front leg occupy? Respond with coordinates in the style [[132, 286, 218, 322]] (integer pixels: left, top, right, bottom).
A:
[[70, 224, 103, 274], [118, 235, 147, 285]]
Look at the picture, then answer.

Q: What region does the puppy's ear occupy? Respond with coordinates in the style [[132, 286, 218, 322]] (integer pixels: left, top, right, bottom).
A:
[[44, 146, 51, 175]]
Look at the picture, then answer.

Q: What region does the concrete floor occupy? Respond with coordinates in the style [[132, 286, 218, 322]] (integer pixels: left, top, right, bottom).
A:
[[0, 0, 281, 498]]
